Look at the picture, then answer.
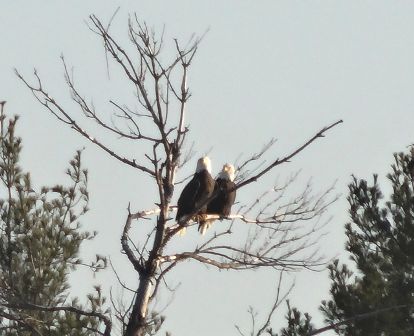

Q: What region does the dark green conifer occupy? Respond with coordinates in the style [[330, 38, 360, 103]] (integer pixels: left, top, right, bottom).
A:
[[273, 149, 414, 336], [320, 149, 414, 335], [0, 103, 108, 335], [275, 301, 314, 336]]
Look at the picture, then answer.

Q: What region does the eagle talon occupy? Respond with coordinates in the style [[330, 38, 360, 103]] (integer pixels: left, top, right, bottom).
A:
[[198, 214, 208, 223]]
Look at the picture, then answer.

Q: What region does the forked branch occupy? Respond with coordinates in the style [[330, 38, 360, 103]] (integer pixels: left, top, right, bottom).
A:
[[15, 69, 156, 178], [236, 120, 343, 190]]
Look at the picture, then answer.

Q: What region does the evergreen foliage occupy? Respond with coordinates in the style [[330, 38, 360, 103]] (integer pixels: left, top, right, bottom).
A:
[[320, 149, 414, 335], [273, 301, 314, 336], [274, 149, 414, 336], [0, 107, 107, 335]]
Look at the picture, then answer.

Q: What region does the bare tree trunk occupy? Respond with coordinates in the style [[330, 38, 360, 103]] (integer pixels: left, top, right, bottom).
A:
[[125, 210, 167, 336], [125, 274, 154, 336]]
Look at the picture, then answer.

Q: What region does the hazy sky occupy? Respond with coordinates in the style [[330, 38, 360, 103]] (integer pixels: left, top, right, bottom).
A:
[[1, 2, 414, 335]]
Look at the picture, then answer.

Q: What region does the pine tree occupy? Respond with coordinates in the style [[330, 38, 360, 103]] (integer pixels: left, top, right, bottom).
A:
[[274, 301, 314, 336], [0, 103, 108, 335], [320, 149, 414, 335], [271, 149, 414, 336]]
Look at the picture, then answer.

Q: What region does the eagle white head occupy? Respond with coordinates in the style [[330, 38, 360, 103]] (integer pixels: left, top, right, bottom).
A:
[[218, 163, 235, 182], [196, 156, 212, 174]]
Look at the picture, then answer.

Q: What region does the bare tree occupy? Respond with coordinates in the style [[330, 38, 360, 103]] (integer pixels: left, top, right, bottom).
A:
[[15, 14, 342, 336]]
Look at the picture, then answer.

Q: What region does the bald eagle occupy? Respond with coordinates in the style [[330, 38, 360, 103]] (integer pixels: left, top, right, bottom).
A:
[[199, 163, 236, 235], [176, 157, 215, 234]]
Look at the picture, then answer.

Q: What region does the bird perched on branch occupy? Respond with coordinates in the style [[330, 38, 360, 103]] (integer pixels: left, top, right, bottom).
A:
[[176, 156, 215, 235], [199, 163, 236, 235]]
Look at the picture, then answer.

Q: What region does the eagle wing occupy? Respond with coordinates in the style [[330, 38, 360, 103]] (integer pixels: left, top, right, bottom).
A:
[[176, 176, 201, 221], [222, 180, 236, 216]]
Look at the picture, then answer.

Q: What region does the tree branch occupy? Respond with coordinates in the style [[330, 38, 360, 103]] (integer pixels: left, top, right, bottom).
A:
[[308, 304, 409, 335], [235, 120, 343, 190], [15, 69, 156, 177], [3, 301, 112, 336]]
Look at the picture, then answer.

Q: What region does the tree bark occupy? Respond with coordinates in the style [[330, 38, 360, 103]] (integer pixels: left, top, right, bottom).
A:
[[125, 274, 154, 336], [124, 202, 168, 336]]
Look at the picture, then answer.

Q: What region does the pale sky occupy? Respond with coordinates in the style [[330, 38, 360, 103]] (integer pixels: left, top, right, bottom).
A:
[[1, 2, 414, 335]]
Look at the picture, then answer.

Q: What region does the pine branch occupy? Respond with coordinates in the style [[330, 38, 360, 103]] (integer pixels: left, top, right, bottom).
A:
[[3, 301, 112, 336], [308, 304, 409, 335]]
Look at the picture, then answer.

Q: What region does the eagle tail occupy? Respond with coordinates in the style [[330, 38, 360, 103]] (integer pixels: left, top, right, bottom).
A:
[[176, 226, 187, 236], [198, 219, 215, 235]]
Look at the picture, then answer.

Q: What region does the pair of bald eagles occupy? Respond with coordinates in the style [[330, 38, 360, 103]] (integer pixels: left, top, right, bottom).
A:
[[175, 156, 236, 235]]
